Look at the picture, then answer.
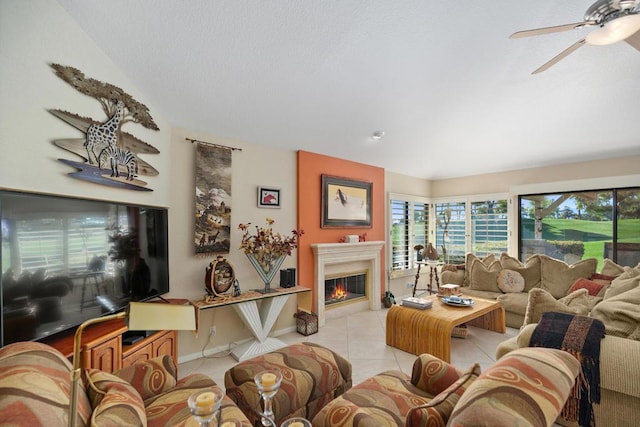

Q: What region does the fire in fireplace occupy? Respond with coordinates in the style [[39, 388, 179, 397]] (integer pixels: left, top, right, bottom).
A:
[[325, 272, 367, 306]]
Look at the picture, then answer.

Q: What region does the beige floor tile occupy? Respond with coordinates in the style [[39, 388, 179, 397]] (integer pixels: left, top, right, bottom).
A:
[[179, 306, 514, 392]]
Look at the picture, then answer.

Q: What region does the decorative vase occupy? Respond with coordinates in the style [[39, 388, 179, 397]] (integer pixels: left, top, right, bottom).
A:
[[246, 253, 286, 294]]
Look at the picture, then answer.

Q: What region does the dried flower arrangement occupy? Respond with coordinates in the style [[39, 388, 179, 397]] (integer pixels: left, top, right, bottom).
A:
[[238, 218, 304, 273]]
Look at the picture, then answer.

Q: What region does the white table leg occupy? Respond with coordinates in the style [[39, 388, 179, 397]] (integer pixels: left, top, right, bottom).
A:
[[230, 294, 290, 361]]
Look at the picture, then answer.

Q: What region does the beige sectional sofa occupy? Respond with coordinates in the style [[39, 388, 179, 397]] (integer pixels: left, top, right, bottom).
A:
[[441, 253, 612, 328]]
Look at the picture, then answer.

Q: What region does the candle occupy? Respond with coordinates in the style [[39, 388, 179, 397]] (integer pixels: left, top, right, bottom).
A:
[[261, 372, 277, 389], [195, 391, 217, 408], [221, 422, 238, 427], [288, 422, 304, 427]]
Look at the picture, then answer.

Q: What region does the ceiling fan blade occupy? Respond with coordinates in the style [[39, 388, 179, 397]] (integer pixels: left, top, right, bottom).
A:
[[625, 29, 640, 51], [532, 38, 586, 74], [510, 21, 592, 38]]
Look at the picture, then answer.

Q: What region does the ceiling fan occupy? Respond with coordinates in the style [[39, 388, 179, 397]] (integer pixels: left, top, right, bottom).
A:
[[511, 0, 640, 73]]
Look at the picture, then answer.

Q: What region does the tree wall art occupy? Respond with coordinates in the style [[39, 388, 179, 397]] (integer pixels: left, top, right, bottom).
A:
[[48, 63, 160, 191]]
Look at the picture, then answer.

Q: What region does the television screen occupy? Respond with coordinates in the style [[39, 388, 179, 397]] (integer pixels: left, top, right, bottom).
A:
[[0, 190, 169, 347]]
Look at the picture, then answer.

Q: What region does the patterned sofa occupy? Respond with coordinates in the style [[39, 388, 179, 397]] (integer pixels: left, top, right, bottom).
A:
[[0, 341, 251, 426], [225, 342, 352, 425], [497, 322, 640, 427], [311, 347, 580, 427]]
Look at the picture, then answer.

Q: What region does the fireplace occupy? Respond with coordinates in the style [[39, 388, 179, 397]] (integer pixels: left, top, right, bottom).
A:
[[325, 272, 367, 306], [311, 241, 384, 326]]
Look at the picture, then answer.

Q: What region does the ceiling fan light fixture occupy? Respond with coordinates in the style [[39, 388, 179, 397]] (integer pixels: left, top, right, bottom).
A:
[[586, 13, 640, 45]]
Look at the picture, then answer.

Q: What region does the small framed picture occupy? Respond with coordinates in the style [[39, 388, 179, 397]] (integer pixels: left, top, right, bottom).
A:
[[257, 186, 281, 208]]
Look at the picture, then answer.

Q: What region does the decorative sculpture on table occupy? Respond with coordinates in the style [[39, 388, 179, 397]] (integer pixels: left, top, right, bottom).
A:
[[204, 255, 236, 302], [48, 63, 160, 191], [238, 219, 303, 293]]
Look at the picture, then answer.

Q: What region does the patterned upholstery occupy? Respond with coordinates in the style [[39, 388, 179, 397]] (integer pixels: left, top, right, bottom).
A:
[[114, 355, 178, 401], [312, 353, 478, 427], [87, 369, 146, 426], [448, 347, 580, 427], [0, 341, 92, 427], [0, 342, 251, 427], [144, 374, 251, 427], [225, 342, 352, 425]]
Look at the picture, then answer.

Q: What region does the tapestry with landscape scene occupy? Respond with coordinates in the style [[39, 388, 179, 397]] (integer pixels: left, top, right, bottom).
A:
[[195, 143, 231, 255]]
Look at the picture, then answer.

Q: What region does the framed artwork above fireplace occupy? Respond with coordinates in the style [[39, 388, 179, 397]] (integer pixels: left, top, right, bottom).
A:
[[321, 174, 372, 228]]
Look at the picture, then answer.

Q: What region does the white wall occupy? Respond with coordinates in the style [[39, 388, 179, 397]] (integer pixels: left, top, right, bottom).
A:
[[168, 128, 299, 359], [0, 0, 301, 362], [0, 0, 170, 206]]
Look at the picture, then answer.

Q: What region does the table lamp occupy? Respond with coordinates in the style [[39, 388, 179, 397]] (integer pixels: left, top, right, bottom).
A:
[[69, 301, 197, 427]]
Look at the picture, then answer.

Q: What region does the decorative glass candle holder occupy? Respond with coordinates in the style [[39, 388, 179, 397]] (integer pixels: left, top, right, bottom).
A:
[[188, 388, 223, 427], [280, 417, 312, 427], [254, 368, 283, 426]]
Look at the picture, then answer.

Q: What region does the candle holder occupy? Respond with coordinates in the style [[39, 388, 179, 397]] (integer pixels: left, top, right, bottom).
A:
[[254, 369, 283, 426], [188, 388, 223, 427], [280, 417, 312, 427]]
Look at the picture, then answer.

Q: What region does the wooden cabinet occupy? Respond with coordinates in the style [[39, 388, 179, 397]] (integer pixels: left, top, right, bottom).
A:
[[86, 335, 123, 372], [122, 330, 177, 368], [45, 319, 177, 373]]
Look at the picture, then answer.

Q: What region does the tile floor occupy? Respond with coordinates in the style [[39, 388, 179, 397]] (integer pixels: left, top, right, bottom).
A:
[[178, 307, 519, 388]]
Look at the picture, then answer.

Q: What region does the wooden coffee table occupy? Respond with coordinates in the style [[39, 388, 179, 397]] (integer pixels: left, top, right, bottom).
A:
[[385, 295, 505, 362]]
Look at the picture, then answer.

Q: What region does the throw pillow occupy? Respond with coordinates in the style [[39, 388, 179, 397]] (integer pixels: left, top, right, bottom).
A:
[[468, 258, 502, 293], [114, 355, 177, 401], [589, 273, 616, 296], [87, 369, 146, 427], [499, 253, 542, 291], [497, 269, 525, 293], [601, 258, 627, 276], [405, 363, 481, 427], [411, 354, 463, 395], [522, 288, 590, 326], [603, 269, 640, 300], [539, 255, 597, 299], [464, 254, 496, 287], [466, 253, 496, 268], [568, 277, 605, 297], [591, 283, 640, 339], [447, 347, 580, 427]]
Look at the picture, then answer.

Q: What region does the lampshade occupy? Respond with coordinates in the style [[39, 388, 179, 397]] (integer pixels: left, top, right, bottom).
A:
[[69, 301, 197, 427], [128, 301, 196, 331], [586, 14, 640, 45]]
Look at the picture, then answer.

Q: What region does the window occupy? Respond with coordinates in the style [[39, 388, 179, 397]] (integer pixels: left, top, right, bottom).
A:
[[389, 194, 430, 276], [434, 202, 465, 263], [518, 187, 640, 268], [434, 195, 509, 263], [6, 214, 111, 275]]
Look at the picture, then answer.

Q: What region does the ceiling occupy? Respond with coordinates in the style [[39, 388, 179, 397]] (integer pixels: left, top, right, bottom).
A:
[[55, 0, 640, 180]]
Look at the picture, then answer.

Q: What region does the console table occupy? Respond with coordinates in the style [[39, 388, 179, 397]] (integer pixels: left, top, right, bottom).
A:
[[192, 286, 311, 361]]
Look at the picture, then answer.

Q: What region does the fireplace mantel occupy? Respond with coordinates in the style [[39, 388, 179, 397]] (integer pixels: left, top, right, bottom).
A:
[[311, 241, 384, 326]]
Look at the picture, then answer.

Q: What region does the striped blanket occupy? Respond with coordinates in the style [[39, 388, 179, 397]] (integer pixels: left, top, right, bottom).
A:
[[530, 312, 605, 427]]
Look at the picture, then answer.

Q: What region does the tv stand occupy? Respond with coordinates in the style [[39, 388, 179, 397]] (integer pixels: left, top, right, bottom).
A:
[[45, 319, 177, 373]]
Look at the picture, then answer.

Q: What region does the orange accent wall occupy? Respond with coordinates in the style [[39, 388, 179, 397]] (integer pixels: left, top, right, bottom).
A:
[[297, 150, 386, 310]]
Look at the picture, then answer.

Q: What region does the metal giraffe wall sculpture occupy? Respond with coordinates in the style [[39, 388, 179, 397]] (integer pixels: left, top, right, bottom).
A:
[[48, 63, 160, 191]]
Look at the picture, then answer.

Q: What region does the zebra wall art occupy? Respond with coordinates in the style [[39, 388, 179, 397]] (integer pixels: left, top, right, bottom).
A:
[[98, 145, 138, 181]]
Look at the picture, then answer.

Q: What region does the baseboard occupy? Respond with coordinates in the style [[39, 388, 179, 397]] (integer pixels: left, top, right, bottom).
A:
[[178, 325, 297, 365]]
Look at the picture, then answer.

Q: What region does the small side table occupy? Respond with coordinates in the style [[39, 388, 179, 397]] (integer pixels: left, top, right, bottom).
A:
[[412, 261, 442, 297]]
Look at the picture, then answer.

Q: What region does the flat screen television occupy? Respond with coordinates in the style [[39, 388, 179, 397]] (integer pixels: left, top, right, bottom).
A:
[[0, 190, 170, 347]]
